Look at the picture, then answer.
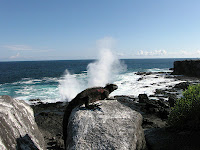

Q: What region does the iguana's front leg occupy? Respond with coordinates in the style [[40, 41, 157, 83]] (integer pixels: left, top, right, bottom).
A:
[[85, 97, 101, 110]]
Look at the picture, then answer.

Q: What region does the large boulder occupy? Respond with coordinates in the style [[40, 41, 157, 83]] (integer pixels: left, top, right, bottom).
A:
[[65, 99, 146, 150], [0, 95, 45, 150]]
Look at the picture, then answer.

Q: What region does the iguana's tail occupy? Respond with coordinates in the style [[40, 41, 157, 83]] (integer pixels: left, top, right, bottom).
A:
[[63, 101, 74, 149]]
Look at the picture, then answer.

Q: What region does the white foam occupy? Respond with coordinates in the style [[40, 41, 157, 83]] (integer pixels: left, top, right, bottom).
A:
[[11, 77, 60, 86], [42, 77, 59, 83], [1, 67, 183, 104], [146, 68, 172, 72], [111, 73, 183, 97]]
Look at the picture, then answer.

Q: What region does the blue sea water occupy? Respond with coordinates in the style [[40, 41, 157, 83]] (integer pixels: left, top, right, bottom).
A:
[[0, 59, 186, 103]]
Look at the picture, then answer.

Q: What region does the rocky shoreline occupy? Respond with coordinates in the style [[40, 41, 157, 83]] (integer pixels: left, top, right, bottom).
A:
[[1, 60, 200, 149], [30, 72, 200, 149]]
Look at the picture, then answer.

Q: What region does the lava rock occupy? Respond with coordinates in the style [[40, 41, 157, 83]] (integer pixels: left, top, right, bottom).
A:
[[174, 82, 190, 90], [139, 94, 149, 103], [168, 95, 177, 107], [138, 94, 170, 119], [136, 72, 152, 75], [173, 60, 200, 77]]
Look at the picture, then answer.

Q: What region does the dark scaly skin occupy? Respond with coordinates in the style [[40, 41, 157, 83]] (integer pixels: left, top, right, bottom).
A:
[[63, 84, 118, 149]]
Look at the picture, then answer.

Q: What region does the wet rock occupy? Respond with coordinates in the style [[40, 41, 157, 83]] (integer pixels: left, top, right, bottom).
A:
[[137, 77, 143, 81], [138, 94, 149, 103], [136, 72, 152, 75], [168, 95, 177, 107], [114, 95, 136, 102], [157, 99, 169, 108], [138, 94, 170, 119], [142, 116, 166, 129], [139, 94, 159, 109], [155, 89, 166, 95], [158, 107, 170, 119], [29, 99, 43, 105], [174, 82, 190, 90], [29, 98, 41, 102]]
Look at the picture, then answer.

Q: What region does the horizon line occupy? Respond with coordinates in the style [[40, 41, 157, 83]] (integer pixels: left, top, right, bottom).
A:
[[0, 57, 199, 63]]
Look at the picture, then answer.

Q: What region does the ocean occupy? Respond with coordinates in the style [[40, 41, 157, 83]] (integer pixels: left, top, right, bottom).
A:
[[0, 58, 186, 103]]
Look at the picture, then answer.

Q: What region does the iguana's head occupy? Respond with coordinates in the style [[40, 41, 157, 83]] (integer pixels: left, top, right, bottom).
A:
[[104, 83, 118, 93]]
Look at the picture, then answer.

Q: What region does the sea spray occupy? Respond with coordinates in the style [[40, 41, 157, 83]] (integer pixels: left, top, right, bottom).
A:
[[58, 49, 126, 102], [59, 37, 126, 101], [87, 37, 126, 87], [58, 70, 82, 102], [87, 49, 126, 87]]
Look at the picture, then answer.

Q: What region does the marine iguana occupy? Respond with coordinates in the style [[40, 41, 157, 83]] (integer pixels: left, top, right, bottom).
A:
[[63, 83, 118, 149]]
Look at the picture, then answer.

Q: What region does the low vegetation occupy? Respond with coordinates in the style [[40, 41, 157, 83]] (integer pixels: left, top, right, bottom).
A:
[[168, 84, 200, 129]]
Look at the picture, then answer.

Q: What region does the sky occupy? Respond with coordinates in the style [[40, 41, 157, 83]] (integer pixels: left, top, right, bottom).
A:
[[1, 0, 200, 61]]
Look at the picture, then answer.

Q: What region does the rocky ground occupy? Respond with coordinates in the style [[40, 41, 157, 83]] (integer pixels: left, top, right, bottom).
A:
[[31, 72, 200, 150]]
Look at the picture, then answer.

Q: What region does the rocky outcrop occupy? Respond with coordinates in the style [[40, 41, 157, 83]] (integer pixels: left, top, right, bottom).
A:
[[173, 82, 190, 90], [138, 94, 170, 119], [173, 60, 200, 77], [0, 95, 45, 150], [65, 99, 147, 150]]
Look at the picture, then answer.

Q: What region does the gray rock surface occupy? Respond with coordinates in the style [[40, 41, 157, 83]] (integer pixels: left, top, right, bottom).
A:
[[0, 95, 45, 150], [66, 99, 146, 150]]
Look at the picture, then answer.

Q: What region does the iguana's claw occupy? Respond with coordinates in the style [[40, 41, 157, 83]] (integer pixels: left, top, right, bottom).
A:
[[94, 103, 102, 107]]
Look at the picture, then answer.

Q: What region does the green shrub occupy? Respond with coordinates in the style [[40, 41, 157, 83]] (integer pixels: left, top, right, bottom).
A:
[[168, 84, 200, 129]]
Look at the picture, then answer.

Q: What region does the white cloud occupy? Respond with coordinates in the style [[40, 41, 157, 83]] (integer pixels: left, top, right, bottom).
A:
[[137, 50, 167, 56], [196, 50, 200, 55], [3, 45, 32, 51], [2, 44, 54, 52], [10, 53, 20, 59], [166, 50, 200, 58]]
